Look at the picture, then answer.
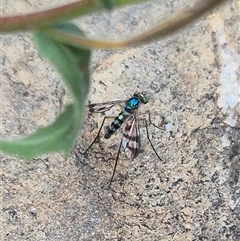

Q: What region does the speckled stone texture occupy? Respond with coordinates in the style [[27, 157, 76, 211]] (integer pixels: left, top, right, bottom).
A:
[[1, 0, 239, 240]]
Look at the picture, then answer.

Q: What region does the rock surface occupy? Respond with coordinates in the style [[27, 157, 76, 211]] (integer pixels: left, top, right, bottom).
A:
[[1, 0, 239, 240]]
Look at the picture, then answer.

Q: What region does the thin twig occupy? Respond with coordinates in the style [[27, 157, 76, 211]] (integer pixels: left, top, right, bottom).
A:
[[0, 0, 147, 32], [43, 0, 229, 49]]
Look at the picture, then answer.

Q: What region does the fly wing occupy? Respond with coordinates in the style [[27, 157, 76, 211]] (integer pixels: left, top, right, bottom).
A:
[[121, 115, 141, 160], [87, 100, 126, 113]]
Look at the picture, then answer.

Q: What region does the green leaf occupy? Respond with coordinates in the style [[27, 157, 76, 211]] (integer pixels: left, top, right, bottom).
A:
[[97, 0, 114, 10], [1, 105, 76, 158], [1, 23, 91, 158], [34, 23, 91, 107]]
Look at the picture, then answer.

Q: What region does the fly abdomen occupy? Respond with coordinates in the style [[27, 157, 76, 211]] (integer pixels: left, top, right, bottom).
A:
[[104, 113, 126, 139]]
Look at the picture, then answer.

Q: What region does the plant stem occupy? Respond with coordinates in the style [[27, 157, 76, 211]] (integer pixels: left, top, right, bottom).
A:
[[1, 0, 147, 32], [44, 0, 229, 49]]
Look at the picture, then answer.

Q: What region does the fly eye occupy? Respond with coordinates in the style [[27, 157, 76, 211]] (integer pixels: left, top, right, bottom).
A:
[[133, 91, 148, 104], [140, 93, 148, 104], [133, 92, 140, 97], [142, 97, 148, 104]]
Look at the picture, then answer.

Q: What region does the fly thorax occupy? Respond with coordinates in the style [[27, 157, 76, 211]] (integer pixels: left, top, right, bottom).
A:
[[124, 97, 140, 113]]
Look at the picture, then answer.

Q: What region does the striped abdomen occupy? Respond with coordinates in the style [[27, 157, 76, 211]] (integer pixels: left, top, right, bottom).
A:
[[104, 112, 128, 139]]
